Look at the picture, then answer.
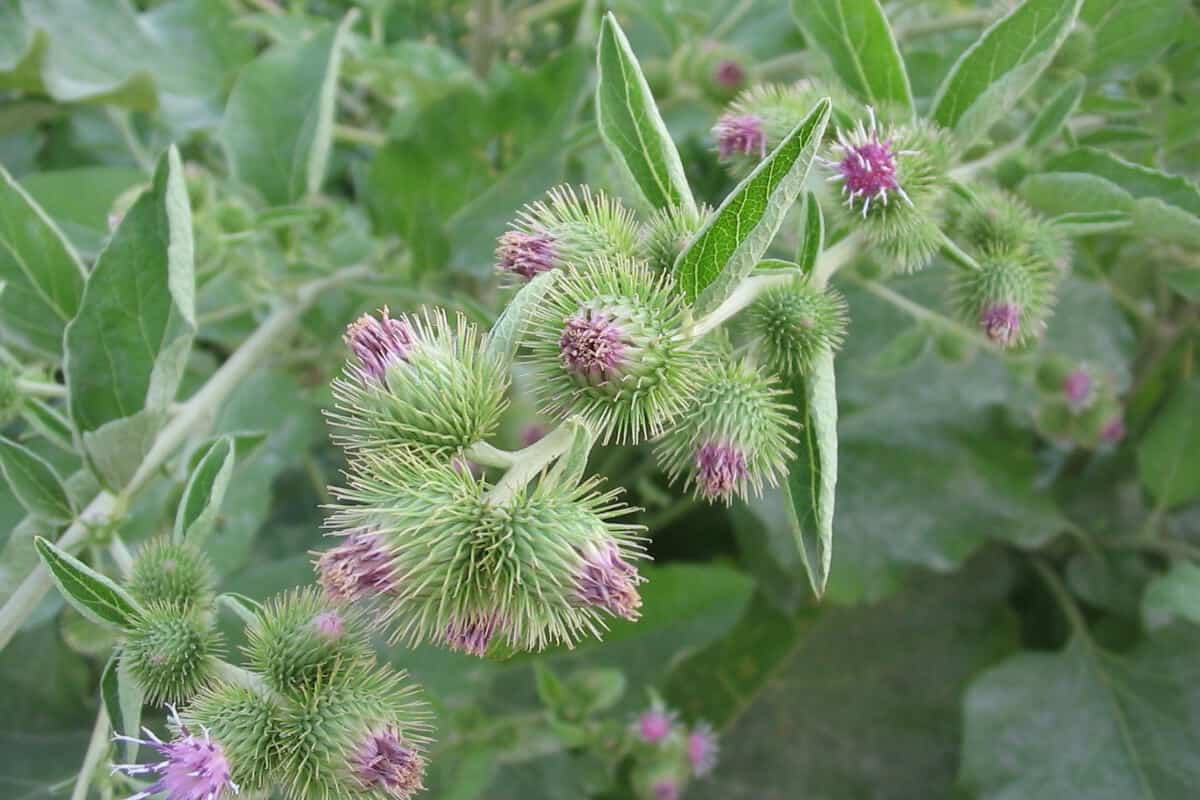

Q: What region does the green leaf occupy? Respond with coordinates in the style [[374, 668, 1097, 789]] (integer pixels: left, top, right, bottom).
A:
[[0, 164, 86, 358], [961, 625, 1200, 798], [675, 98, 831, 313], [930, 0, 1083, 147], [783, 348, 838, 598], [1082, 0, 1189, 80], [19, 397, 75, 453], [795, 191, 824, 276], [1137, 378, 1200, 509], [546, 418, 593, 488], [64, 146, 194, 490], [174, 436, 235, 546], [1142, 561, 1200, 630], [218, 11, 354, 205], [790, 0, 913, 115], [595, 12, 695, 213], [34, 536, 143, 629], [1027, 74, 1085, 147], [101, 650, 144, 762], [0, 436, 73, 523], [486, 271, 558, 365], [18, 166, 145, 259]]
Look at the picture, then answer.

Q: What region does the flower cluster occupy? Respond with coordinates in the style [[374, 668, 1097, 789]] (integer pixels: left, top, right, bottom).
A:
[[629, 702, 720, 800]]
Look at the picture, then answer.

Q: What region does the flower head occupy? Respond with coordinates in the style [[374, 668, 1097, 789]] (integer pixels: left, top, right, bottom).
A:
[[1063, 368, 1093, 411], [316, 527, 396, 603], [559, 310, 628, 382], [345, 308, 414, 383], [695, 442, 749, 501], [496, 230, 557, 279], [350, 727, 425, 799], [575, 540, 643, 620], [746, 277, 849, 377], [686, 723, 719, 776], [1100, 414, 1126, 444], [128, 538, 215, 611], [112, 706, 238, 800], [445, 612, 506, 657], [825, 107, 913, 218], [713, 114, 766, 160], [712, 59, 746, 88], [951, 250, 1058, 350], [635, 706, 675, 744], [980, 302, 1022, 347], [125, 604, 221, 704]]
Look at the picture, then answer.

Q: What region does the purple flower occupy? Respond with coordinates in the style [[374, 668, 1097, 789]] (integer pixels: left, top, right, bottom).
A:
[[111, 706, 237, 800], [634, 707, 675, 744], [350, 726, 425, 799], [825, 107, 913, 217], [686, 723, 719, 776], [559, 310, 628, 382], [695, 441, 749, 501], [652, 779, 680, 800], [311, 610, 344, 639], [575, 541, 642, 620], [317, 528, 396, 603], [713, 114, 766, 160], [496, 230, 558, 279], [445, 612, 504, 657], [345, 308, 414, 383], [712, 59, 746, 88], [1100, 414, 1126, 444], [980, 303, 1021, 347], [1063, 368, 1093, 411]]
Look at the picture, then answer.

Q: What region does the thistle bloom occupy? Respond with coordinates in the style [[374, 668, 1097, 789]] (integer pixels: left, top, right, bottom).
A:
[[686, 723, 719, 776], [712, 58, 745, 88], [311, 610, 344, 639], [713, 113, 766, 159], [496, 230, 557, 279], [1100, 414, 1126, 444], [559, 311, 628, 383], [695, 442, 749, 501], [112, 706, 238, 800], [345, 308, 414, 383], [350, 727, 425, 799], [1063, 368, 1093, 411], [445, 612, 505, 657], [635, 707, 675, 744], [316, 528, 396, 603], [980, 302, 1021, 347], [575, 541, 642, 620], [825, 107, 916, 218]]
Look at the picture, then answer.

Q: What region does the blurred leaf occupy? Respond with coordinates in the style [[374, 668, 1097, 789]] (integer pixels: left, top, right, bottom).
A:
[[1082, 0, 1188, 80], [0, 436, 73, 523], [1142, 561, 1200, 630], [174, 435, 234, 547], [790, 0, 914, 116], [676, 98, 830, 313], [219, 12, 354, 205], [596, 12, 695, 213], [18, 165, 144, 259], [101, 649, 144, 762], [794, 191, 824, 275], [65, 146, 194, 490], [34, 536, 143, 629], [1027, 74, 1085, 147], [0, 164, 86, 359], [961, 624, 1200, 799], [930, 0, 1083, 147], [1137, 378, 1200, 508]]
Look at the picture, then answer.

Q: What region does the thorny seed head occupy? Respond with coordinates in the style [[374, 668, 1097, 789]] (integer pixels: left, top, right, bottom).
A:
[[111, 706, 238, 800], [746, 278, 848, 377], [344, 307, 415, 384], [559, 310, 628, 382], [350, 726, 426, 799], [575, 540, 643, 621], [980, 302, 1022, 347], [713, 113, 766, 160], [950, 249, 1059, 350], [316, 527, 397, 603], [498, 185, 640, 277], [694, 442, 749, 502], [124, 604, 222, 705], [495, 230, 558, 279]]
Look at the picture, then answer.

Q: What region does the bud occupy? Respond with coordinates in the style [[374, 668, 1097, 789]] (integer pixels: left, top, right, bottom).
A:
[[639, 203, 712, 274], [678, 41, 751, 103], [1100, 413, 1126, 444], [714, 81, 838, 176], [111, 705, 239, 800], [524, 257, 702, 444], [184, 682, 286, 794], [713, 113, 766, 161], [949, 186, 1070, 273], [496, 185, 640, 279], [685, 723, 719, 776], [328, 453, 645, 653], [330, 308, 508, 458], [278, 663, 430, 800], [127, 538, 215, 610], [124, 603, 221, 704], [949, 250, 1058, 349], [1133, 64, 1172, 100], [634, 705, 676, 744], [245, 588, 375, 696], [1063, 367, 1093, 411], [745, 277, 849, 377], [1052, 23, 1093, 72], [821, 112, 952, 271], [316, 526, 397, 604], [656, 360, 797, 504]]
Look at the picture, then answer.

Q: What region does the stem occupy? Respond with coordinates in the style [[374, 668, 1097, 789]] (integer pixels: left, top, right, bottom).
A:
[[109, 535, 134, 578], [463, 441, 519, 469], [811, 230, 865, 288], [690, 272, 797, 338], [1030, 557, 1091, 640], [334, 124, 387, 149], [0, 266, 370, 652], [485, 423, 576, 505], [938, 231, 981, 271], [847, 273, 1006, 355], [15, 379, 66, 398], [71, 707, 111, 800]]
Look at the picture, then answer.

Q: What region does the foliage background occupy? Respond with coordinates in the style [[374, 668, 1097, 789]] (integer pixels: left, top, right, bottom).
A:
[[1, 0, 1199, 798]]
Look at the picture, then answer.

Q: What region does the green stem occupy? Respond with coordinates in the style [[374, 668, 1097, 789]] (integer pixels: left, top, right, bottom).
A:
[[938, 231, 981, 271], [485, 423, 577, 505], [71, 707, 111, 800], [15, 378, 66, 398], [811, 230, 865, 288], [691, 271, 799, 338], [334, 124, 387, 149], [0, 265, 370, 652], [464, 440, 520, 469], [1030, 557, 1091, 640]]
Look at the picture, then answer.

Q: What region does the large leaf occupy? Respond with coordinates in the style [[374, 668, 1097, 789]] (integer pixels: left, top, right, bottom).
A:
[[675, 98, 830, 313], [1082, 0, 1189, 80], [1026, 74, 1085, 147], [595, 12, 695, 213], [930, 0, 1083, 147], [219, 12, 353, 205], [0, 165, 85, 358], [669, 557, 1015, 798], [790, 0, 913, 116], [1137, 378, 1200, 509], [1142, 562, 1200, 630], [34, 536, 144, 630], [64, 146, 194, 490], [961, 624, 1200, 799], [0, 436, 73, 523], [173, 436, 235, 546]]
